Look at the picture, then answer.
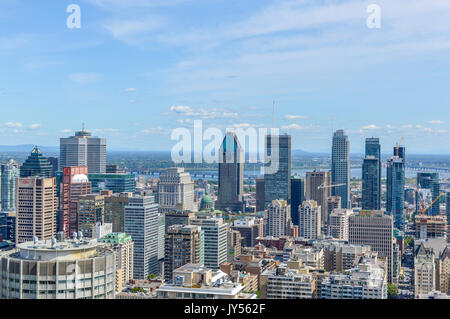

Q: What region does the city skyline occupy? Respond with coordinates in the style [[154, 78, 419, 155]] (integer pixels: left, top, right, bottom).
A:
[[1, 0, 450, 153]]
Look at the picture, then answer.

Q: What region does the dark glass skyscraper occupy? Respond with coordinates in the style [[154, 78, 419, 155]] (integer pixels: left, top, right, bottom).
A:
[[416, 172, 440, 215], [387, 147, 405, 230], [215, 132, 244, 212], [290, 175, 305, 226], [331, 130, 350, 208], [264, 134, 291, 208], [20, 146, 53, 178], [362, 138, 381, 210]]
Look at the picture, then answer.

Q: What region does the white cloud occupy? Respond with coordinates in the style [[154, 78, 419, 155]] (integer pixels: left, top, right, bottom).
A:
[[361, 124, 380, 130], [5, 122, 22, 128], [123, 88, 138, 92], [141, 127, 170, 135], [281, 124, 303, 131], [69, 72, 101, 84], [429, 120, 444, 124], [29, 123, 41, 129], [169, 105, 238, 120], [61, 129, 73, 133], [285, 114, 307, 120]]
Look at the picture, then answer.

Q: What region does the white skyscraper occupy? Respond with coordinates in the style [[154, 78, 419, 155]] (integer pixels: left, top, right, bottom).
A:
[[60, 128, 106, 174], [298, 200, 321, 240], [264, 200, 292, 237], [158, 167, 195, 213]]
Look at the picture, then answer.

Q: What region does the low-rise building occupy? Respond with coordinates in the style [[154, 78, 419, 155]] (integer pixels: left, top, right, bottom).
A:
[[156, 264, 256, 299]]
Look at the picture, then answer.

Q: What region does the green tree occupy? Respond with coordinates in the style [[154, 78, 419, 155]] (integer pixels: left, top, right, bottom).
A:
[[147, 273, 157, 280], [387, 284, 399, 299]]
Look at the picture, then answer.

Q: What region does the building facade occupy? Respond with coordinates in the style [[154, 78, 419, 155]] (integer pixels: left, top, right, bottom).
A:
[[0, 238, 115, 299], [264, 200, 292, 237], [215, 132, 245, 213], [264, 134, 291, 208], [60, 129, 106, 174], [290, 176, 305, 226], [158, 168, 195, 213], [16, 177, 57, 244], [164, 225, 204, 281], [298, 200, 321, 240], [331, 130, 350, 209], [1, 160, 20, 212], [124, 196, 159, 278]]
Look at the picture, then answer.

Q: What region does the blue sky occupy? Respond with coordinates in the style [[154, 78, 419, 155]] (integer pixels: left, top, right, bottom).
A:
[[1, 0, 450, 153]]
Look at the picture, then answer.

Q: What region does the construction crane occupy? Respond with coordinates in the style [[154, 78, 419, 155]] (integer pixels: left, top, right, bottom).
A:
[[395, 137, 404, 157], [317, 183, 345, 190], [418, 193, 445, 216]]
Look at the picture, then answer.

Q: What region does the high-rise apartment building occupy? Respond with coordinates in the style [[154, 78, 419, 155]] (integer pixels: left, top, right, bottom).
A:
[[215, 132, 245, 213], [100, 232, 134, 293], [158, 167, 195, 213], [387, 147, 406, 231], [290, 176, 305, 226], [326, 196, 341, 223], [232, 217, 263, 248], [15, 177, 58, 244], [60, 129, 106, 174], [327, 209, 353, 240], [1, 159, 20, 211], [124, 195, 159, 278], [305, 170, 331, 227], [190, 216, 227, 270], [164, 224, 204, 281], [331, 130, 350, 209], [348, 210, 394, 283], [362, 138, 381, 210], [298, 200, 321, 240], [77, 194, 105, 239], [164, 207, 195, 232], [104, 192, 131, 233], [264, 134, 291, 208], [447, 192, 450, 229], [264, 200, 292, 237], [60, 166, 92, 237], [20, 147, 53, 178]]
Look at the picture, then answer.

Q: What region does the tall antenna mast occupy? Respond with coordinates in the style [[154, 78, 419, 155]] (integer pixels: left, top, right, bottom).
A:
[[82, 122, 85, 132]]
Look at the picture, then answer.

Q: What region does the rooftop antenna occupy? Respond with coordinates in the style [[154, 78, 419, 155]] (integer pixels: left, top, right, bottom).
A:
[[82, 122, 85, 132]]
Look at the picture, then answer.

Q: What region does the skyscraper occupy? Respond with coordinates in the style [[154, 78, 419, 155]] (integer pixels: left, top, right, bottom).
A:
[[349, 210, 394, 283], [1, 159, 20, 211], [20, 147, 53, 178], [78, 194, 105, 239], [124, 195, 159, 278], [190, 215, 227, 270], [417, 173, 440, 215], [15, 177, 58, 244], [290, 176, 305, 226], [164, 224, 204, 281], [264, 200, 292, 237], [215, 132, 244, 212], [60, 128, 106, 174], [362, 138, 381, 210], [298, 200, 321, 240], [306, 170, 331, 227], [256, 178, 265, 212], [60, 166, 92, 237], [264, 134, 291, 208], [158, 167, 195, 213], [331, 130, 350, 209], [387, 147, 406, 231]]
